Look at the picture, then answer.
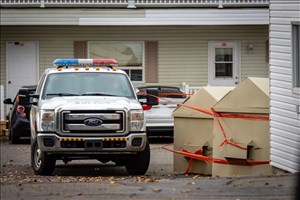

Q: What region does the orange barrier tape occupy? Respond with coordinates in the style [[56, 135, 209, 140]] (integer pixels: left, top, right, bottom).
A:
[[211, 108, 247, 150], [146, 93, 214, 117], [137, 91, 193, 97], [162, 145, 269, 167], [221, 139, 248, 150], [211, 107, 228, 142], [183, 149, 203, 174], [144, 93, 269, 121], [145, 93, 268, 152], [211, 107, 269, 150], [147, 93, 270, 172], [217, 112, 269, 121], [211, 107, 248, 150]]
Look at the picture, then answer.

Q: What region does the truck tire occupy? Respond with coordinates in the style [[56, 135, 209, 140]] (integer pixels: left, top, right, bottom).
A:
[[115, 159, 128, 166], [31, 140, 56, 175], [125, 141, 150, 175]]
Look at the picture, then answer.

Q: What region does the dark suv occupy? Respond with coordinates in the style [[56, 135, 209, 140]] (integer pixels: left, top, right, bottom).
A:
[[3, 85, 36, 144]]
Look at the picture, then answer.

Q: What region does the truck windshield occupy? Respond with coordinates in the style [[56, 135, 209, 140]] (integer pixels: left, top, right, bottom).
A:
[[42, 72, 135, 99]]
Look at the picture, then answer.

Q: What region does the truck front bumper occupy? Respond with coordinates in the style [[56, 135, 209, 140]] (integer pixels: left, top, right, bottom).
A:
[[37, 133, 147, 154]]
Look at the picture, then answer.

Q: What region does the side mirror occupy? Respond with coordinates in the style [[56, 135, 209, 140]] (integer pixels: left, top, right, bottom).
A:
[[3, 98, 13, 105], [137, 90, 146, 104], [30, 93, 40, 99], [30, 93, 40, 106], [145, 88, 159, 106], [137, 92, 145, 99]]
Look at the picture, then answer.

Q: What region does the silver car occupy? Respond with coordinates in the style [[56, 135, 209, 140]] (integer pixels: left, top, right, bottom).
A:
[[137, 86, 187, 138]]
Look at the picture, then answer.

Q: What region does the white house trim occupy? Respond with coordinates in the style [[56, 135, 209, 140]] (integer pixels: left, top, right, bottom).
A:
[[0, 8, 269, 26]]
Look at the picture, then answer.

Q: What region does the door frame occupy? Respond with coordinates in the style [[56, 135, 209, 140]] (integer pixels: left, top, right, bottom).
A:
[[208, 41, 241, 86], [5, 41, 39, 99]]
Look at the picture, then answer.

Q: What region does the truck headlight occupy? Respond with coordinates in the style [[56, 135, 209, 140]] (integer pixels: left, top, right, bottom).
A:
[[41, 111, 55, 132], [130, 110, 144, 131]]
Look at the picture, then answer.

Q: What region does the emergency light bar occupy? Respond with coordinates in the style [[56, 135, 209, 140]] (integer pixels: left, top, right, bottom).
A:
[[53, 58, 118, 67]]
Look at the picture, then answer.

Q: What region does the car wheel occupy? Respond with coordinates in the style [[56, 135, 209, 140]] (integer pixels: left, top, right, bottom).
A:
[[31, 140, 56, 175], [125, 141, 150, 175], [10, 128, 20, 144]]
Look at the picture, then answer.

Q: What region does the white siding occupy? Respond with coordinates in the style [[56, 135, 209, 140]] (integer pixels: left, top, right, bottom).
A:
[[0, 25, 269, 90], [0, 8, 269, 25], [270, 0, 300, 173]]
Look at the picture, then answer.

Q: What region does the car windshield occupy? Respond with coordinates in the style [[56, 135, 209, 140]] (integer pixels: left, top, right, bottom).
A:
[[42, 72, 135, 99]]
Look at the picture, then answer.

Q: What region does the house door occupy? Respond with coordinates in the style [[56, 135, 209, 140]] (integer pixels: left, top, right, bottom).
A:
[[6, 41, 38, 100], [208, 41, 240, 86]]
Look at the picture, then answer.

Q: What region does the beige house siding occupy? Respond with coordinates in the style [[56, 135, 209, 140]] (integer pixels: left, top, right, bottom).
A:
[[0, 25, 268, 89]]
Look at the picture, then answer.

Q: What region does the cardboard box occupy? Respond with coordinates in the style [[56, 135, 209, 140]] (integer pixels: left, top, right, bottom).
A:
[[173, 87, 233, 174], [212, 77, 273, 177]]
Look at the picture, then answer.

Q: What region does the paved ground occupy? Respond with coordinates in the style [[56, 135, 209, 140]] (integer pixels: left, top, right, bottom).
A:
[[0, 138, 298, 200]]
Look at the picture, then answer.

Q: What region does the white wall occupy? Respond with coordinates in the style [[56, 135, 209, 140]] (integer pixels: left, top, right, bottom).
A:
[[269, 0, 300, 173], [0, 85, 4, 121]]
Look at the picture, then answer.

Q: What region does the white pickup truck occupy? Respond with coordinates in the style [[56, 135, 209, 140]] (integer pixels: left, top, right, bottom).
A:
[[29, 58, 158, 175]]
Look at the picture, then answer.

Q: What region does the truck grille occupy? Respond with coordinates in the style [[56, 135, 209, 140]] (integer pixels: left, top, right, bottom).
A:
[[61, 110, 125, 134]]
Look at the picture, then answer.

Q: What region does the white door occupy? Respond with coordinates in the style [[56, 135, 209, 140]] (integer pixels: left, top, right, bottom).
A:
[[6, 41, 38, 99], [208, 41, 240, 86]]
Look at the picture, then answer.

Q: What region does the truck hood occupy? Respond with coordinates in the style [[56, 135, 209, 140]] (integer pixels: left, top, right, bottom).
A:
[[39, 96, 142, 111]]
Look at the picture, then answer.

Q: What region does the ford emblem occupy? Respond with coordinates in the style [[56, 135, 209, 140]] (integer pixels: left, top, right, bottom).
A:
[[84, 118, 103, 126]]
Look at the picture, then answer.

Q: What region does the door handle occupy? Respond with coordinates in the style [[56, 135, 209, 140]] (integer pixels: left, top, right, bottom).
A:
[[8, 81, 11, 84]]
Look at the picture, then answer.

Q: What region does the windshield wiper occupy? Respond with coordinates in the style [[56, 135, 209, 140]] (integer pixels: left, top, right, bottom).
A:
[[82, 92, 117, 97], [46, 93, 80, 96]]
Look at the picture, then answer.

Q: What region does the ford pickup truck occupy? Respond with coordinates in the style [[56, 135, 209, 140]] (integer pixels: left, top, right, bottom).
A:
[[29, 58, 158, 175]]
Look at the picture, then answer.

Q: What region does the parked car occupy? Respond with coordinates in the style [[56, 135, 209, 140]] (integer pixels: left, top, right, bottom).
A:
[[3, 85, 36, 144], [137, 86, 187, 138]]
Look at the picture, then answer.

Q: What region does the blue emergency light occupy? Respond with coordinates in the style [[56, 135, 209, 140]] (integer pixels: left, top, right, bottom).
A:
[[53, 59, 79, 66], [53, 58, 118, 67]]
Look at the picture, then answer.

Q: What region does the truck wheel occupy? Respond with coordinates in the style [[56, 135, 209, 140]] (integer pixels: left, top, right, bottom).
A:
[[31, 140, 56, 175], [115, 159, 128, 166], [125, 141, 150, 175]]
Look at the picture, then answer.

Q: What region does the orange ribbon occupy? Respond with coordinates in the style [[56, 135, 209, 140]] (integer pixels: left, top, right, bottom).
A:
[[162, 145, 269, 167]]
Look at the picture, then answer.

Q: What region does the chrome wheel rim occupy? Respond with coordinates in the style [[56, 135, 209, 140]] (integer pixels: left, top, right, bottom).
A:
[[34, 144, 42, 168]]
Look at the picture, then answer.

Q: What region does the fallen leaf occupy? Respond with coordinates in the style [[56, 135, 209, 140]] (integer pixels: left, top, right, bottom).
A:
[[109, 181, 116, 185], [181, 190, 192, 193], [153, 188, 162, 192], [192, 175, 200, 179], [187, 181, 195, 185]]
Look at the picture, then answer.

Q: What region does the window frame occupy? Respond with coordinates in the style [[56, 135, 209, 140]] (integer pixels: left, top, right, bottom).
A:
[[214, 48, 234, 77], [87, 41, 145, 83], [208, 41, 241, 86], [292, 22, 300, 94]]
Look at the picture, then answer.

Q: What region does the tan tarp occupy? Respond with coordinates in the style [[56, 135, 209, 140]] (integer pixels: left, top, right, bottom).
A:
[[173, 87, 234, 174], [213, 77, 270, 114], [212, 77, 273, 177]]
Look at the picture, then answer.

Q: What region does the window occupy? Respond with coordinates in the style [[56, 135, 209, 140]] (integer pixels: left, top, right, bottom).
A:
[[89, 42, 144, 82], [292, 22, 300, 92], [208, 41, 240, 86], [215, 48, 233, 77]]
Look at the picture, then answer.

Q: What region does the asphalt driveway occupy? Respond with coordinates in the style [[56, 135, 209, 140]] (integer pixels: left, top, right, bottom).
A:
[[0, 138, 298, 200]]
